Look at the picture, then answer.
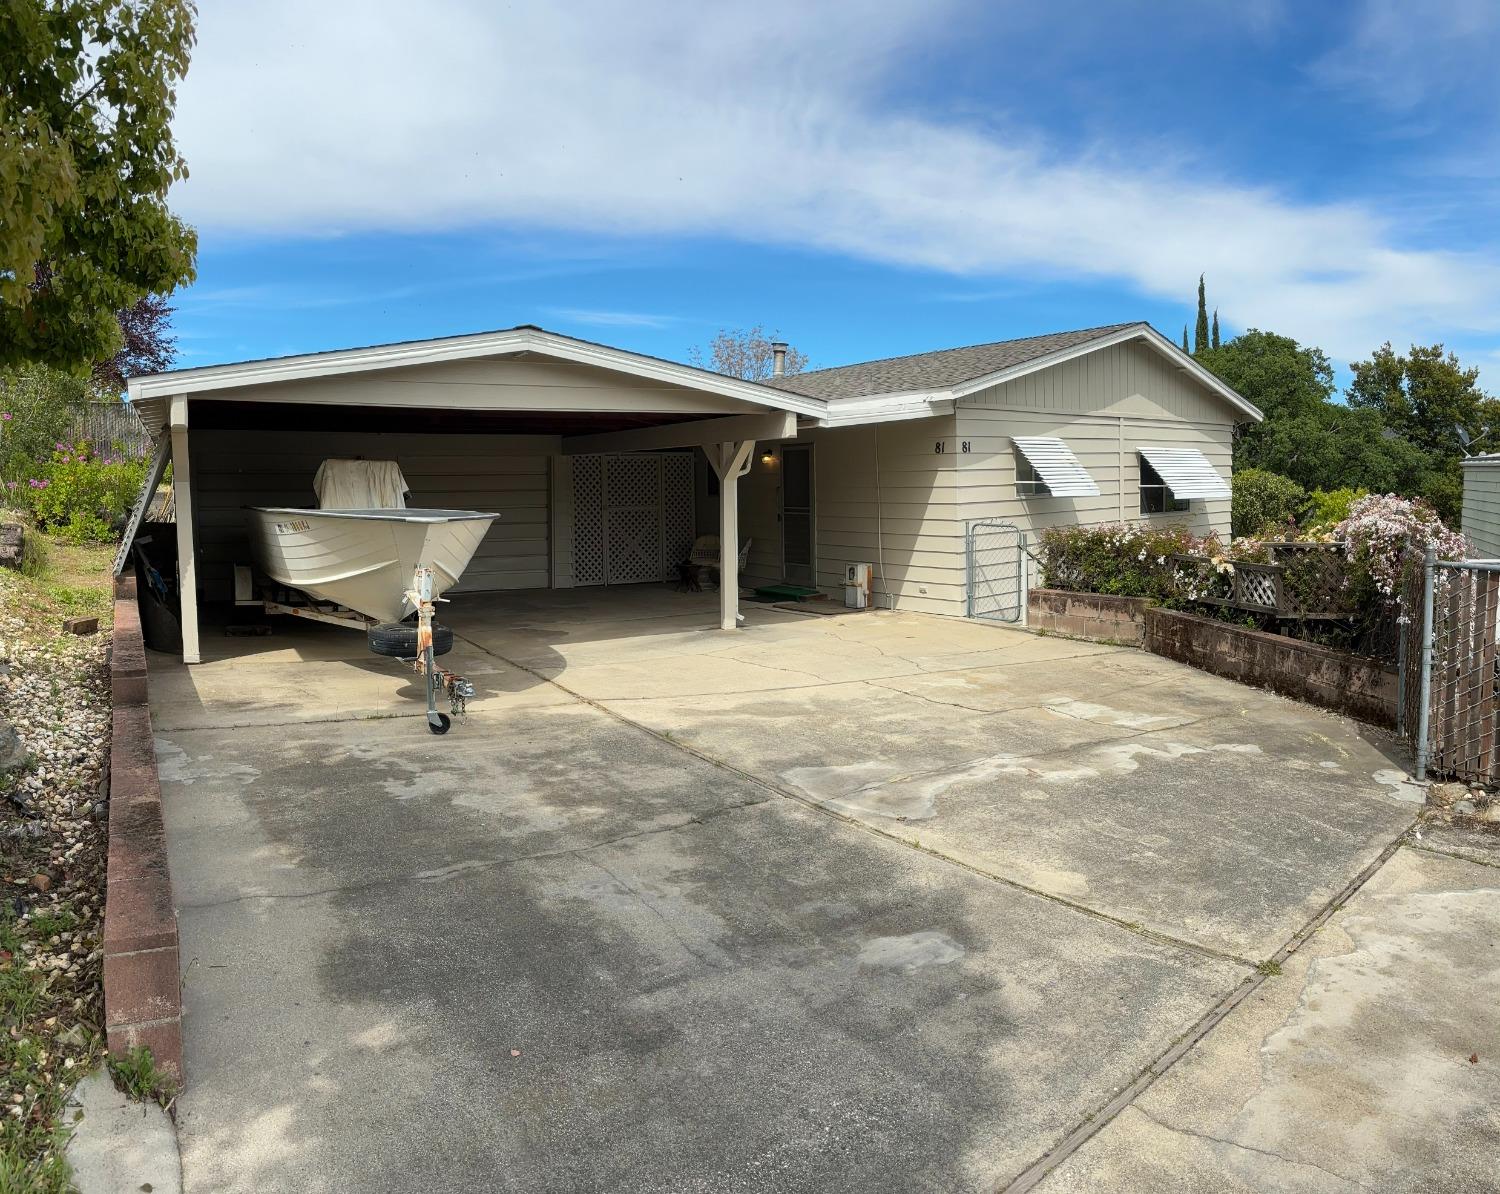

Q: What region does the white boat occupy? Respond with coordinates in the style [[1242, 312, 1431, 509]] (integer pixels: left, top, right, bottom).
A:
[[246, 507, 497, 623]]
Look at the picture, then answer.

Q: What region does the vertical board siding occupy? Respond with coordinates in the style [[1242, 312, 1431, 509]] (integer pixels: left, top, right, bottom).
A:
[[955, 407, 1234, 539], [736, 416, 966, 616], [190, 429, 554, 601], [1461, 468, 1500, 558]]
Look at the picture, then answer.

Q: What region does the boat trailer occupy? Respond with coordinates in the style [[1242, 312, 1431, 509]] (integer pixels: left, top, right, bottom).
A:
[[260, 563, 475, 734]]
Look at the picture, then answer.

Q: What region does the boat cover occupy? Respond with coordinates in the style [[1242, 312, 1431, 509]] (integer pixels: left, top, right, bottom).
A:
[[314, 459, 410, 509]]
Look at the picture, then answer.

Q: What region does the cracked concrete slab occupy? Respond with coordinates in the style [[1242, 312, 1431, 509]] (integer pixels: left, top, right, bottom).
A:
[[161, 699, 1242, 1192], [150, 588, 1440, 1190], [1036, 846, 1500, 1194]]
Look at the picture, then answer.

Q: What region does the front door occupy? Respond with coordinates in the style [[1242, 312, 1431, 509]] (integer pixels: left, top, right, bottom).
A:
[[780, 444, 815, 586]]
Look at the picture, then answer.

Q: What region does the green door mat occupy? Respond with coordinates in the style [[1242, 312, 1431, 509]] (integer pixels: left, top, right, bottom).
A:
[[752, 583, 821, 601]]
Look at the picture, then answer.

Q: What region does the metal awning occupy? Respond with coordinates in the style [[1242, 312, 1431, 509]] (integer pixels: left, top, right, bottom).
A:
[[1137, 446, 1230, 500], [1011, 436, 1101, 497]]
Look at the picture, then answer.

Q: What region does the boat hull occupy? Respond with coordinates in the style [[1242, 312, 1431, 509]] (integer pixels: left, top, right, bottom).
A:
[[247, 508, 497, 623]]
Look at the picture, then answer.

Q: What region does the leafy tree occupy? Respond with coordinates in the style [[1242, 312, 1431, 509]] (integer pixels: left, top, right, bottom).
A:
[[1231, 468, 1306, 537], [1346, 342, 1499, 458], [689, 326, 808, 381], [93, 293, 176, 393], [1, 0, 198, 373], [1211, 309, 1220, 351], [1193, 275, 1209, 354], [1198, 329, 1335, 425], [0, 364, 89, 485]]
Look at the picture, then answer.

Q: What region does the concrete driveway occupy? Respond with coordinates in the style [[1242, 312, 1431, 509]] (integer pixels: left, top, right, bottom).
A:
[[147, 588, 1498, 1192]]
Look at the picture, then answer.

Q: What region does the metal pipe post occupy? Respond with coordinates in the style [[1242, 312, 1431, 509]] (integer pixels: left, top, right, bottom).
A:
[[1413, 544, 1437, 780]]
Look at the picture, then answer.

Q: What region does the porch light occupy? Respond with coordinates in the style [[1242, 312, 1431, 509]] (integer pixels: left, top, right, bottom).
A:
[[760, 448, 777, 465]]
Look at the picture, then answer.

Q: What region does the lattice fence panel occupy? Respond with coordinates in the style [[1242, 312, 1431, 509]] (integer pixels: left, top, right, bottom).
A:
[[572, 454, 605, 586], [661, 453, 695, 581], [1425, 567, 1500, 781], [607, 506, 661, 583], [605, 455, 663, 584]]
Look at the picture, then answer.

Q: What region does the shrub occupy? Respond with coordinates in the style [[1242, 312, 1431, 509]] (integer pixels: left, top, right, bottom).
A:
[[1303, 487, 1367, 531], [1333, 493, 1467, 607], [1036, 522, 1211, 602], [26, 442, 146, 543], [0, 366, 88, 486], [1231, 468, 1306, 537]]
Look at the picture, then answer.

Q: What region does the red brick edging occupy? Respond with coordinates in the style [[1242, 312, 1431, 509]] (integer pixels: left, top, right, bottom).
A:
[[102, 573, 183, 1082]]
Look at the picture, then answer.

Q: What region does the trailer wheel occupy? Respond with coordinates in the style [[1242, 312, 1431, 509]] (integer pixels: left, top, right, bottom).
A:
[[367, 621, 454, 658]]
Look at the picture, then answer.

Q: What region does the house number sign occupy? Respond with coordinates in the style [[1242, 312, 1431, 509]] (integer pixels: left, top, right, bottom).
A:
[[935, 441, 971, 454]]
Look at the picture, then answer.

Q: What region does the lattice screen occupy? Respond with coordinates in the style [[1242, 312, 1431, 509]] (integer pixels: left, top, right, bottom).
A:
[[571, 452, 694, 586], [572, 454, 606, 586], [662, 454, 695, 580]]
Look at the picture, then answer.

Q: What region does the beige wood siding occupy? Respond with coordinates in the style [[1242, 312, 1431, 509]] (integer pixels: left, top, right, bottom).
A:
[[733, 416, 965, 616], [1462, 467, 1500, 558], [955, 408, 1233, 539], [189, 429, 554, 602], [962, 338, 1240, 424]]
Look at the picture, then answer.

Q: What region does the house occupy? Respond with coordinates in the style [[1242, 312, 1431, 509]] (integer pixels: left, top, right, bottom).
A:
[[123, 321, 1259, 661], [1461, 454, 1500, 558]]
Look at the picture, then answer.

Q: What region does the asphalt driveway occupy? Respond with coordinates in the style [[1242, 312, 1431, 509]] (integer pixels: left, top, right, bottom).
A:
[[147, 588, 1497, 1192]]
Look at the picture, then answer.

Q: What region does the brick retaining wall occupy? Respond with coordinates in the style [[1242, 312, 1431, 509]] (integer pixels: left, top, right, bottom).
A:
[[1143, 606, 1397, 728], [102, 573, 182, 1081], [1027, 589, 1151, 646]]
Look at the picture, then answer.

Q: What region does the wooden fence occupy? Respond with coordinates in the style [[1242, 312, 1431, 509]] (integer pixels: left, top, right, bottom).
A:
[[1404, 557, 1500, 782]]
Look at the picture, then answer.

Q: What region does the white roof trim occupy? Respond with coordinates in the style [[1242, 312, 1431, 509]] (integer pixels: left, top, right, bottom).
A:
[[816, 394, 954, 428], [943, 323, 1262, 423], [126, 326, 824, 418], [1012, 436, 1101, 497], [1462, 453, 1500, 468], [1138, 446, 1231, 500]]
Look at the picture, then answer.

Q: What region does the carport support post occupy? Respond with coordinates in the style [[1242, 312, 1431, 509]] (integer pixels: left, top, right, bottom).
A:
[[169, 395, 201, 664], [710, 440, 755, 631]]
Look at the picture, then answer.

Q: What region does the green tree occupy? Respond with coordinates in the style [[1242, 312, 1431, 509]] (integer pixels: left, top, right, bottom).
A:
[[1211, 309, 1220, 350], [1345, 342, 1498, 524], [1193, 274, 1209, 354], [1, 1, 198, 373], [1231, 468, 1306, 537], [1181, 325, 1189, 352]]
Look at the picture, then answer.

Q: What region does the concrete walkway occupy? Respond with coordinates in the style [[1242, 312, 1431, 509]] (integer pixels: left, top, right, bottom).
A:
[[146, 588, 1496, 1192]]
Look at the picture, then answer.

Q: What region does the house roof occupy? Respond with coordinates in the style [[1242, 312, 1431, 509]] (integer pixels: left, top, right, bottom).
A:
[[765, 320, 1262, 422], [765, 323, 1138, 400]]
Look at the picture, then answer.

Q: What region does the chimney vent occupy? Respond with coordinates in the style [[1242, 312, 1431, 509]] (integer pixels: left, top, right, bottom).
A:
[[771, 341, 788, 377]]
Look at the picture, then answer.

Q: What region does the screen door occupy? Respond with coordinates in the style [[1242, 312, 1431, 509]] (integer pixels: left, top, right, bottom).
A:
[[780, 444, 815, 586]]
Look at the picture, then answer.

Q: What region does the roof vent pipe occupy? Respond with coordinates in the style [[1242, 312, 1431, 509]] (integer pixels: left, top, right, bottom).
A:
[[771, 341, 787, 377]]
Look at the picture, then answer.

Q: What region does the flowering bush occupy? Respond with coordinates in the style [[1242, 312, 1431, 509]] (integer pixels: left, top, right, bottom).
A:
[[24, 442, 147, 544], [1037, 522, 1216, 602], [1332, 493, 1466, 606]]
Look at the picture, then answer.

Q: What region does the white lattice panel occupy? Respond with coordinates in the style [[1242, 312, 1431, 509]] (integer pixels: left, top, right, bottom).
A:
[[662, 454, 695, 580], [607, 505, 661, 583], [572, 454, 605, 586], [573, 452, 695, 586]]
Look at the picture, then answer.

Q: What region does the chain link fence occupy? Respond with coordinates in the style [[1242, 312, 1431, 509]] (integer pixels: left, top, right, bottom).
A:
[[1403, 550, 1500, 781]]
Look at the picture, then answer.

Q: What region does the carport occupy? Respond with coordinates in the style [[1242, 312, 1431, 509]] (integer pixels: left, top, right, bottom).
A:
[[124, 326, 821, 662]]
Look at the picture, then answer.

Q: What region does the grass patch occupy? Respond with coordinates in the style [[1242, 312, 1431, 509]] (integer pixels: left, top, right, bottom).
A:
[[106, 1046, 176, 1110], [1256, 959, 1284, 976]]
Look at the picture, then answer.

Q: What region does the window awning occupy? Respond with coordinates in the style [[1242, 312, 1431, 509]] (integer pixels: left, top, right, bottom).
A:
[[1011, 436, 1101, 497], [1137, 446, 1230, 500]]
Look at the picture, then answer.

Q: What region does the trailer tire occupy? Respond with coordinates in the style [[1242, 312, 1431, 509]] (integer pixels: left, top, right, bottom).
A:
[[367, 621, 454, 659]]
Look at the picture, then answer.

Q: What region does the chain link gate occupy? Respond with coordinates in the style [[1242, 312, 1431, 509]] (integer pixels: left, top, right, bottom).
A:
[[967, 520, 1027, 622], [1402, 549, 1500, 782]]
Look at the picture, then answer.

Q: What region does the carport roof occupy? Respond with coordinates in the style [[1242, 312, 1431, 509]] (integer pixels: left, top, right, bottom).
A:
[[126, 323, 825, 419]]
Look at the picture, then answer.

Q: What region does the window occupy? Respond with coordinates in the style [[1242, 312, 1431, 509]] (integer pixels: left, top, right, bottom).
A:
[[1016, 453, 1047, 496], [1139, 457, 1189, 514]]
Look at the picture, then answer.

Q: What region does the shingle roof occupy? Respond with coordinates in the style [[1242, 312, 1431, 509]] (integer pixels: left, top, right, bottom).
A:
[[762, 322, 1143, 400]]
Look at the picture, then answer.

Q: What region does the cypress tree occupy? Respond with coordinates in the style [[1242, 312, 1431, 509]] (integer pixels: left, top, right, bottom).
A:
[[1181, 325, 1189, 352], [1194, 274, 1209, 354], [1211, 309, 1220, 350]]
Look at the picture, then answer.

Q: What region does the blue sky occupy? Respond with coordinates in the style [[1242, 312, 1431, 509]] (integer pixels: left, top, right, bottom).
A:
[[166, 0, 1500, 385]]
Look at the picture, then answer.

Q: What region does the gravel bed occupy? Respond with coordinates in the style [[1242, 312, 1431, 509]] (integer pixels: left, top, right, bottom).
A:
[[0, 564, 112, 1187]]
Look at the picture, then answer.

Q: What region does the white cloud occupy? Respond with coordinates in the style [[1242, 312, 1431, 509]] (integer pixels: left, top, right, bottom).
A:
[[172, 0, 1500, 362]]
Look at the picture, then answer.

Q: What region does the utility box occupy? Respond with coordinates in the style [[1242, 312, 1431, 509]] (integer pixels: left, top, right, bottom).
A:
[[844, 563, 872, 609]]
